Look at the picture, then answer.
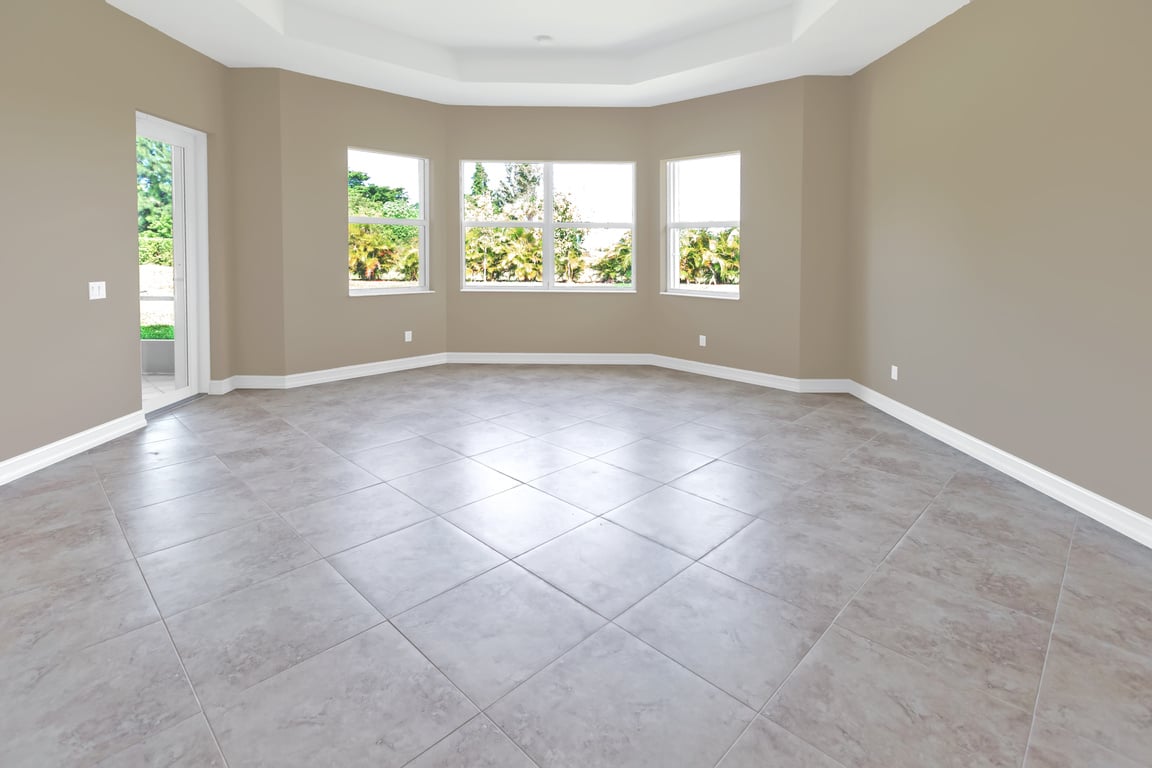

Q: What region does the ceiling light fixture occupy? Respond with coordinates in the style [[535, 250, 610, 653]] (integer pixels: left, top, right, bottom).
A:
[[534, 34, 554, 46]]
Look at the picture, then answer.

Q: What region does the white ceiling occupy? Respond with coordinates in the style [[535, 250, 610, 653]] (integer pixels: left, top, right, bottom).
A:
[[106, 0, 970, 107]]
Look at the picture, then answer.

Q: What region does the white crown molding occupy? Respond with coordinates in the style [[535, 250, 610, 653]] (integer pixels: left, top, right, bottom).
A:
[[7, 353, 1147, 551], [0, 411, 147, 486]]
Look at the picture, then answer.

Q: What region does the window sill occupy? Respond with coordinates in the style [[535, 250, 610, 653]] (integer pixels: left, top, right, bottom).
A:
[[661, 289, 740, 301], [460, 286, 636, 294], [348, 288, 436, 297]]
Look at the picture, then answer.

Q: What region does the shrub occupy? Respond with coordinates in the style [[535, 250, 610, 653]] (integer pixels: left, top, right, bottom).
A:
[[140, 325, 174, 340], [139, 237, 174, 266]]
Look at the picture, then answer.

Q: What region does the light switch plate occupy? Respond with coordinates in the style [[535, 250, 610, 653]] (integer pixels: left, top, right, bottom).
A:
[[88, 281, 106, 300]]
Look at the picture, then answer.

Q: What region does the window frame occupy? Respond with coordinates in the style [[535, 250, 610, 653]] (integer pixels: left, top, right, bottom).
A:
[[663, 151, 741, 301], [347, 147, 431, 297], [460, 160, 636, 293]]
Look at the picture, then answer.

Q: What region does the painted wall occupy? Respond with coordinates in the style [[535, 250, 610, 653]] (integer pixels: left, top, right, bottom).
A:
[[0, 0, 232, 462], [848, 0, 1152, 513]]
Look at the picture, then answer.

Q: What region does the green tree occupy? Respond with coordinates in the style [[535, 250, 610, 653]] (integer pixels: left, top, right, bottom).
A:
[[137, 137, 174, 266], [470, 163, 490, 198], [677, 227, 740, 285], [347, 169, 421, 284], [591, 231, 633, 284]]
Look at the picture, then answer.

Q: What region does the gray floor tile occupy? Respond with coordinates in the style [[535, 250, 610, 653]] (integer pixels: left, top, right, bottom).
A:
[[837, 567, 1050, 709], [216, 438, 340, 480], [394, 563, 604, 707], [489, 625, 754, 768], [492, 407, 583, 437], [702, 520, 876, 618], [95, 714, 225, 768], [694, 408, 809, 439], [0, 560, 157, 675], [208, 624, 476, 768], [592, 405, 686, 436], [598, 439, 712, 483], [280, 482, 434, 556], [3, 478, 117, 536], [242, 456, 381, 513], [617, 565, 827, 708], [116, 480, 269, 555], [924, 485, 1077, 564], [886, 515, 1065, 620], [443, 485, 593, 557], [330, 518, 505, 616], [87, 437, 215, 479], [349, 436, 464, 480], [605, 486, 754, 558], [1024, 721, 1145, 768], [722, 424, 865, 483], [1033, 628, 1152, 764], [407, 715, 535, 768], [670, 460, 798, 516], [389, 459, 521, 513], [842, 431, 972, 495], [139, 516, 318, 616], [765, 627, 1033, 768], [1056, 518, 1152, 657], [168, 560, 382, 705], [530, 459, 661, 515], [651, 421, 754, 458], [0, 622, 199, 768], [538, 421, 640, 456], [102, 456, 235, 512], [426, 421, 531, 456], [718, 717, 844, 768], [0, 508, 135, 597], [516, 519, 690, 617], [474, 438, 585, 482]]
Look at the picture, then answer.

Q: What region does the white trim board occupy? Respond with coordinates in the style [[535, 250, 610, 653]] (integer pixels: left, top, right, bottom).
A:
[[0, 411, 147, 486], [13, 351, 1146, 551], [847, 383, 1152, 550]]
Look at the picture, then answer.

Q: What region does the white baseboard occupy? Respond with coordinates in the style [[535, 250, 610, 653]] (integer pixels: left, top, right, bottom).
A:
[[0, 411, 147, 486], [446, 352, 651, 366], [209, 353, 449, 393], [849, 383, 1151, 550]]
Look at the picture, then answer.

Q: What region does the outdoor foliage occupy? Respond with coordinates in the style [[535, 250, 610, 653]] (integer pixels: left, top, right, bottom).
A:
[[677, 227, 740, 286], [464, 163, 632, 285], [137, 138, 174, 266], [348, 171, 421, 284], [140, 324, 174, 340]]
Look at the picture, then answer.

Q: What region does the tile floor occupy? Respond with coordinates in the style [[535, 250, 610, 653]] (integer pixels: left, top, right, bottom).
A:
[[2, 365, 1149, 767], [142, 374, 177, 411]]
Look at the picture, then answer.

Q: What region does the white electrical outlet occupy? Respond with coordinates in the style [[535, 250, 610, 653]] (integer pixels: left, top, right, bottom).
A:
[[698, 335, 707, 348], [88, 281, 106, 300], [404, 330, 413, 343], [891, 365, 899, 381]]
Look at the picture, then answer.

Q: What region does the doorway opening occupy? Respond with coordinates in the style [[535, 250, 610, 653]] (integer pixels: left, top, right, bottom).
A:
[[136, 113, 209, 413]]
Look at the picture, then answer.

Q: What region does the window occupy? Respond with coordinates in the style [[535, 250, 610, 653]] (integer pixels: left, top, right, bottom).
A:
[[462, 161, 634, 290], [666, 152, 741, 298], [347, 149, 429, 295]]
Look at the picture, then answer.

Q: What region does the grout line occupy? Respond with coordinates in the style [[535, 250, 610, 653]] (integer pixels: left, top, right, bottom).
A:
[[1020, 515, 1077, 766], [93, 474, 234, 768]]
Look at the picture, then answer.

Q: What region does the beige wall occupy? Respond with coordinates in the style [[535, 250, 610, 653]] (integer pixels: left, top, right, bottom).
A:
[[647, 83, 809, 376], [0, 0, 231, 462], [848, 0, 1152, 513]]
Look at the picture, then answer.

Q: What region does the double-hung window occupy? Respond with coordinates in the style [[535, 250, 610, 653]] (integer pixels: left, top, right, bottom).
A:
[[666, 152, 741, 298], [462, 161, 635, 290], [347, 148, 429, 295]]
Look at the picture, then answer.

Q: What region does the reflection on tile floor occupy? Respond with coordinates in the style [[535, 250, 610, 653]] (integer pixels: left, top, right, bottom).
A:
[[1, 365, 1149, 767], [142, 374, 177, 411]]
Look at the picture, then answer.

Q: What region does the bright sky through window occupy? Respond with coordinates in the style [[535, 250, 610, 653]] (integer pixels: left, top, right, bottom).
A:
[[349, 149, 421, 198]]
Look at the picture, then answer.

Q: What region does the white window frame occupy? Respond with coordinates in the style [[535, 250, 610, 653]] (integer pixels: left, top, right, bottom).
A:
[[348, 148, 431, 296], [664, 151, 741, 300], [460, 161, 636, 292]]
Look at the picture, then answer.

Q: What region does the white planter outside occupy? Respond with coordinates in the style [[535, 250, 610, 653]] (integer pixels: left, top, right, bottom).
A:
[[141, 339, 175, 374]]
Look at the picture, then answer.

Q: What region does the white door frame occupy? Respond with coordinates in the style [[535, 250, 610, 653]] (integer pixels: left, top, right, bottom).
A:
[[136, 112, 210, 410]]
